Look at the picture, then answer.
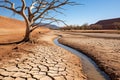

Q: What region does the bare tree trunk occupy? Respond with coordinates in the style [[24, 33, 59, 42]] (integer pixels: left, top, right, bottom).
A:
[[0, 0, 75, 44], [22, 25, 30, 42]]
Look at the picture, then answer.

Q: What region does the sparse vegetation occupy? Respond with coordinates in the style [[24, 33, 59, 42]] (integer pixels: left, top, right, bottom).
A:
[[90, 24, 103, 30], [60, 25, 81, 30], [113, 22, 120, 30], [60, 22, 120, 30], [60, 24, 103, 30], [60, 24, 88, 30]]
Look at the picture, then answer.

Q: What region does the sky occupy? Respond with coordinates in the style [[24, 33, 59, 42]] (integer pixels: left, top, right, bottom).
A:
[[0, 0, 120, 26]]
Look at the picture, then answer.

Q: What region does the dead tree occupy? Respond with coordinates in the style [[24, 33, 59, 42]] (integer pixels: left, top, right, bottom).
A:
[[0, 0, 76, 42]]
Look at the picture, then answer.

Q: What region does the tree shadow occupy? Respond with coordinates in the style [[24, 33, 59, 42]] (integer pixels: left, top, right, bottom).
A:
[[0, 40, 25, 45]]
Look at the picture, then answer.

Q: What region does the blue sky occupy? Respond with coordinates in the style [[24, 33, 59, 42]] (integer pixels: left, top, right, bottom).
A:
[[62, 0, 120, 26], [0, 0, 120, 26]]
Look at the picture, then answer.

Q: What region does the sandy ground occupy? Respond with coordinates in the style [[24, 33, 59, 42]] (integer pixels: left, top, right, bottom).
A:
[[0, 31, 86, 80], [0, 27, 49, 61], [65, 30, 120, 34], [58, 31, 120, 80], [0, 16, 87, 79], [63, 32, 120, 39]]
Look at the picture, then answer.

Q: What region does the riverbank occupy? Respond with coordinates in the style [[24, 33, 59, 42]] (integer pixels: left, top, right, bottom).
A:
[[58, 31, 120, 80], [0, 31, 87, 80]]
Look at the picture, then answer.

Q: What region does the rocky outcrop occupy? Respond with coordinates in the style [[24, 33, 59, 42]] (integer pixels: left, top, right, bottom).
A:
[[91, 18, 120, 29]]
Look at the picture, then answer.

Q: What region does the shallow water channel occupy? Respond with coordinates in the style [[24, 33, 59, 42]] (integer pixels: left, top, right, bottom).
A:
[[54, 38, 110, 80]]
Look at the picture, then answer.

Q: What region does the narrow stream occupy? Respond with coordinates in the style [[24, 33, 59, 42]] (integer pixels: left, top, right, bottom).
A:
[[54, 38, 110, 80]]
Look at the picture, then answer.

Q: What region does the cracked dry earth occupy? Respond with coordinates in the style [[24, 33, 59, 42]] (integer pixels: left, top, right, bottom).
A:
[[0, 40, 86, 80]]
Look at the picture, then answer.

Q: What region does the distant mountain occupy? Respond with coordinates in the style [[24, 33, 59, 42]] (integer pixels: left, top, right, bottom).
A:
[[91, 18, 120, 29], [37, 23, 59, 29], [0, 16, 59, 30]]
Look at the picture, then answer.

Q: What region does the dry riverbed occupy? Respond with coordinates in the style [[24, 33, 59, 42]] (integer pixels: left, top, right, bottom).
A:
[[58, 31, 120, 80], [0, 31, 86, 80]]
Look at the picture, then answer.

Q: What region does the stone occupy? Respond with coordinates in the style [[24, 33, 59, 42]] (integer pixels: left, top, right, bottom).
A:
[[32, 67, 39, 71], [13, 72, 31, 78], [5, 66, 19, 72], [33, 74, 46, 79], [38, 65, 48, 72], [0, 76, 3, 79], [40, 76, 53, 80], [48, 70, 58, 74], [0, 69, 5, 73], [27, 78, 36, 80], [0, 71, 12, 77], [48, 73, 59, 77], [3, 77, 14, 80], [15, 77, 25, 80], [49, 67, 58, 71]]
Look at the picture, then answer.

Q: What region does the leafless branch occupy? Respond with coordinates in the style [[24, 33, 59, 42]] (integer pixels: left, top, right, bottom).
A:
[[21, 0, 26, 12], [33, 0, 73, 21], [0, 0, 20, 14], [0, 0, 77, 42]]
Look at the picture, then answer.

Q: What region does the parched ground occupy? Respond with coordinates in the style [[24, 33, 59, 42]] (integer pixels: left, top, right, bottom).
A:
[[58, 31, 120, 80], [0, 31, 86, 80], [0, 16, 86, 80]]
